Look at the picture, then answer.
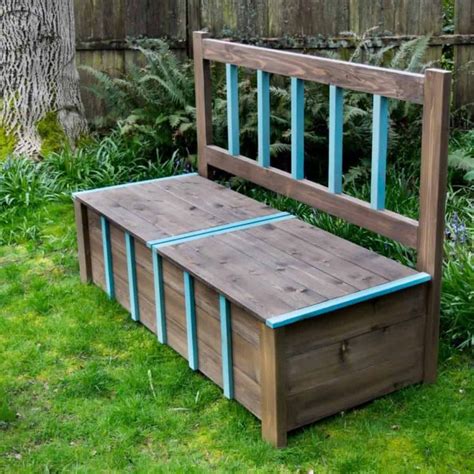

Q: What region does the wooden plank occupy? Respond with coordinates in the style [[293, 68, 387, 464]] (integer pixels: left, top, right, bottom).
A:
[[125, 232, 140, 322], [100, 216, 115, 299], [371, 95, 389, 210], [260, 325, 287, 447], [152, 251, 167, 344], [226, 64, 240, 156], [74, 199, 93, 283], [219, 295, 234, 399], [257, 70, 271, 168], [417, 69, 451, 383], [184, 272, 199, 370], [193, 31, 213, 178], [202, 39, 425, 103], [328, 85, 344, 194], [205, 145, 419, 248], [291, 78, 305, 179]]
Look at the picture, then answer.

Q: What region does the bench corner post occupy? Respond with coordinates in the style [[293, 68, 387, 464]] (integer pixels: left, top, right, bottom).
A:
[[74, 199, 93, 283], [417, 68, 451, 384], [260, 324, 287, 448], [193, 31, 213, 179]]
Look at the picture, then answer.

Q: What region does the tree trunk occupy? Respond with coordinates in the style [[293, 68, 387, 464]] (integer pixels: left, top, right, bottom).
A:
[[0, 0, 87, 157]]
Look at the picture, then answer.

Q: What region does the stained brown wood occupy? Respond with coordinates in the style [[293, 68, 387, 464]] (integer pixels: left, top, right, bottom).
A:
[[417, 69, 451, 383], [202, 38, 425, 103], [260, 325, 287, 447], [74, 199, 93, 283], [193, 31, 213, 178], [205, 145, 419, 248]]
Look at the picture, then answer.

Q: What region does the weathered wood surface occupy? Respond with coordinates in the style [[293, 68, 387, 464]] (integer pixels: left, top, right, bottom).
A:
[[160, 217, 418, 322], [74, 200, 93, 283], [76, 175, 275, 243], [205, 145, 419, 248]]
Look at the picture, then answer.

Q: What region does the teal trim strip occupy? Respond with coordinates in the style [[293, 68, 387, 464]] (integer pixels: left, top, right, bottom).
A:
[[257, 70, 270, 168], [184, 272, 198, 371], [266, 273, 431, 329], [125, 232, 140, 322], [219, 295, 234, 399], [100, 216, 115, 299], [226, 64, 240, 156], [152, 251, 167, 344], [72, 172, 198, 198], [291, 77, 305, 180], [329, 85, 344, 194], [371, 95, 389, 210], [147, 212, 292, 248]]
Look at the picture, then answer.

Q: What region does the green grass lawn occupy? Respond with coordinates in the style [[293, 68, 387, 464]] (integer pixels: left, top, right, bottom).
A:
[[1, 201, 473, 473]]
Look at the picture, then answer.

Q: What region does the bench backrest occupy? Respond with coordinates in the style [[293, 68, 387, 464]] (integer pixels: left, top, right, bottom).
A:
[[192, 31, 450, 273]]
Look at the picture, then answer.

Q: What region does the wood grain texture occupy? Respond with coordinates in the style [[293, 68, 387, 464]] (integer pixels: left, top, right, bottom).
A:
[[205, 145, 419, 248], [193, 31, 213, 178], [202, 39, 425, 103], [260, 325, 287, 447], [74, 199, 93, 283], [417, 69, 451, 383]]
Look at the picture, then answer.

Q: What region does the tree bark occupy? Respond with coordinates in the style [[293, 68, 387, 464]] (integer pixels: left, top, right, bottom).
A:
[[0, 0, 87, 157]]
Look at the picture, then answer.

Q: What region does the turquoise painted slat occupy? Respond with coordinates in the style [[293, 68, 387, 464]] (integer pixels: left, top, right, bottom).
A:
[[73, 172, 198, 198], [257, 70, 270, 168], [291, 77, 305, 180], [371, 95, 389, 210], [125, 232, 140, 322], [146, 212, 292, 248], [266, 272, 431, 328], [100, 216, 115, 299], [184, 272, 198, 370], [152, 250, 167, 344], [226, 64, 240, 156], [219, 295, 234, 399], [328, 85, 344, 194]]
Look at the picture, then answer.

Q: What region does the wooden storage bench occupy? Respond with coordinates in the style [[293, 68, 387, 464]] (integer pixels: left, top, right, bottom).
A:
[[74, 32, 450, 447]]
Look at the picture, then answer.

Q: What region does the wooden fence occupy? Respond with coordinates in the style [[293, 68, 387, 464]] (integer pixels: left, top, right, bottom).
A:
[[75, 0, 474, 117]]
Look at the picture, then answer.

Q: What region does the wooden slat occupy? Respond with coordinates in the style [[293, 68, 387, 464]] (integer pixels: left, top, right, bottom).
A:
[[152, 251, 167, 344], [184, 271, 199, 371], [125, 232, 140, 322], [328, 85, 343, 194], [291, 78, 305, 179], [219, 295, 234, 399], [226, 64, 240, 156], [202, 39, 425, 103], [74, 199, 92, 283], [257, 70, 271, 168], [260, 325, 287, 447], [193, 31, 213, 177], [417, 69, 451, 383], [371, 95, 389, 210], [100, 216, 115, 299], [205, 145, 419, 248]]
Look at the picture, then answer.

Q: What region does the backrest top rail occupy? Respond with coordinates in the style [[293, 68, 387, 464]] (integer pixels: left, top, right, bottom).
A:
[[202, 38, 425, 104]]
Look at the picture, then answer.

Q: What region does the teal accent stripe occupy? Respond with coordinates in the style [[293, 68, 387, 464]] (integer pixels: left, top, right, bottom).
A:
[[329, 85, 344, 194], [291, 77, 304, 180], [72, 172, 198, 198], [147, 212, 292, 248], [266, 273, 431, 328], [371, 95, 389, 210], [226, 64, 240, 156], [184, 272, 198, 371], [125, 232, 140, 322], [100, 216, 115, 299], [257, 70, 270, 168], [219, 295, 234, 399], [152, 251, 167, 344]]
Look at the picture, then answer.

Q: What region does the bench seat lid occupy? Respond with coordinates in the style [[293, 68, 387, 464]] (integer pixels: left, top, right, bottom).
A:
[[159, 217, 429, 327], [74, 174, 277, 243]]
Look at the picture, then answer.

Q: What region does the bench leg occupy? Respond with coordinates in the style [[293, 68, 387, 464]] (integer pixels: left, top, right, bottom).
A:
[[74, 199, 92, 283], [260, 325, 287, 448]]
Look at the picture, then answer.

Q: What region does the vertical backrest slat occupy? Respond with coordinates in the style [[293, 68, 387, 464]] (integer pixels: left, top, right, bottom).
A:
[[226, 64, 240, 156], [371, 95, 389, 210], [257, 70, 271, 167], [328, 85, 344, 194], [291, 78, 305, 180]]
